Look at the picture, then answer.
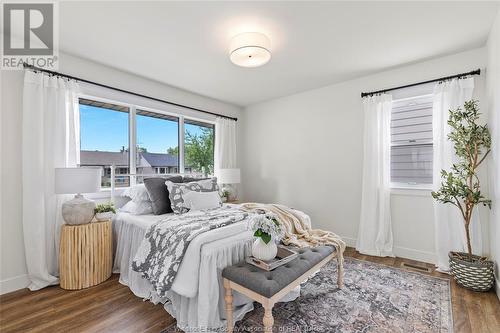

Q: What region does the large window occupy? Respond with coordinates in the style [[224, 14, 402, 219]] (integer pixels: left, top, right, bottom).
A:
[[136, 110, 179, 183], [78, 97, 215, 189], [390, 95, 433, 187], [79, 99, 130, 188], [184, 119, 215, 176]]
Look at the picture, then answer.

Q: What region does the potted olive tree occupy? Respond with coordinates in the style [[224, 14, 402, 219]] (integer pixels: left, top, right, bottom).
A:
[[432, 99, 494, 291]]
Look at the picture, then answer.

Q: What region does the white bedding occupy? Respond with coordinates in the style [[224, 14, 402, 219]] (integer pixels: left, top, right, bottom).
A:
[[112, 206, 299, 331], [112, 208, 255, 330]]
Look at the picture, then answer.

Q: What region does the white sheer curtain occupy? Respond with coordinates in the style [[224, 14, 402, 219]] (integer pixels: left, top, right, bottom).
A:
[[356, 94, 394, 257], [432, 77, 482, 271], [22, 71, 80, 290], [214, 117, 237, 177]]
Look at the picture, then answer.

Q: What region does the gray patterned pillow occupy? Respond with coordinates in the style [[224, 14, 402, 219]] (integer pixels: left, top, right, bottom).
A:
[[165, 177, 219, 214]]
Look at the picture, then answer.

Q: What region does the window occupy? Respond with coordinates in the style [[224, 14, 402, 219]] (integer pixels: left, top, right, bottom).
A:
[[390, 95, 433, 188], [184, 119, 215, 176], [136, 109, 179, 182], [79, 98, 130, 188], [78, 97, 215, 190]]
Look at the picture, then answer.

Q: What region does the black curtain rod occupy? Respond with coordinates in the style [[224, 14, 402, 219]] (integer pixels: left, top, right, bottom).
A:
[[361, 69, 481, 98], [22, 63, 238, 121]]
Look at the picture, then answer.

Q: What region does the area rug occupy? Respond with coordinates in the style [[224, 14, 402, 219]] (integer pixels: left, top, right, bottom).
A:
[[162, 257, 452, 333]]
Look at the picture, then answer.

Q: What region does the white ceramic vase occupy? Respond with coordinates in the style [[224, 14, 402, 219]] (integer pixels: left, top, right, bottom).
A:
[[95, 211, 114, 221], [252, 238, 278, 261]]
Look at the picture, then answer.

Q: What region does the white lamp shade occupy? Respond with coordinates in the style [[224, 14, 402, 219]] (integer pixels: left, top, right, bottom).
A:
[[218, 168, 241, 184], [229, 32, 271, 68], [55, 167, 101, 194]]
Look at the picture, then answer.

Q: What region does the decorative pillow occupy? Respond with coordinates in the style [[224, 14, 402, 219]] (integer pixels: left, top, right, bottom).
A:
[[120, 200, 153, 215], [182, 191, 222, 211], [182, 176, 209, 183], [143, 176, 183, 215], [121, 184, 150, 202], [165, 178, 218, 214]]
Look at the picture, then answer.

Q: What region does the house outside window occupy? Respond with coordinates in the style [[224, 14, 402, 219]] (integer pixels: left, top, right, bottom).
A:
[[78, 97, 215, 189], [390, 95, 433, 188]]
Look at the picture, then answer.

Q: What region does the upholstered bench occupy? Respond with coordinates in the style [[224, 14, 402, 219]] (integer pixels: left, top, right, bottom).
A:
[[222, 246, 342, 333]]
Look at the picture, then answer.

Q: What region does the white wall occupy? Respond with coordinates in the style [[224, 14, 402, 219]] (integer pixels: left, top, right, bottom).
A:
[[0, 52, 243, 294], [241, 47, 489, 264], [486, 10, 500, 300]]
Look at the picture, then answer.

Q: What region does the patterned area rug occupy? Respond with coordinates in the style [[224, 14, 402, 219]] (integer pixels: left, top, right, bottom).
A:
[[162, 258, 452, 333]]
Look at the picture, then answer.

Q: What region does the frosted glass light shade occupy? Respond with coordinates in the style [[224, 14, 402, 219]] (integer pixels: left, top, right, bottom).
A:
[[218, 168, 241, 184], [229, 32, 271, 67], [55, 167, 101, 194]]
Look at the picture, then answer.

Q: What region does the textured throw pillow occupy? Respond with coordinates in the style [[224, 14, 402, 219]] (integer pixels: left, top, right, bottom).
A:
[[121, 184, 151, 202], [165, 178, 218, 214], [182, 191, 222, 211], [120, 200, 153, 215], [182, 176, 209, 183], [143, 176, 183, 215]]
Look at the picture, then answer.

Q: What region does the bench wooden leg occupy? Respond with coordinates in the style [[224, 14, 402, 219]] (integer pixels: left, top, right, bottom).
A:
[[223, 279, 234, 333], [263, 303, 274, 333], [337, 257, 344, 289]]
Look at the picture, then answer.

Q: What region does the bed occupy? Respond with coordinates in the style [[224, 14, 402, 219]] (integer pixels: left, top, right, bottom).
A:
[[112, 205, 300, 332]]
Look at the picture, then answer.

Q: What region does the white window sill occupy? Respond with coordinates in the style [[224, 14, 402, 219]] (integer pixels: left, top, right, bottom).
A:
[[390, 187, 432, 197]]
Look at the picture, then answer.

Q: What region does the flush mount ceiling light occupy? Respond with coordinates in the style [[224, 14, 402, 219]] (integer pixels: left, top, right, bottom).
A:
[[229, 32, 271, 68]]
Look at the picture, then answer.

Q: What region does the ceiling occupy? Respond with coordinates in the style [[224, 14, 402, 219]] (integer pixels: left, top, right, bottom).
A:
[[59, 1, 500, 107]]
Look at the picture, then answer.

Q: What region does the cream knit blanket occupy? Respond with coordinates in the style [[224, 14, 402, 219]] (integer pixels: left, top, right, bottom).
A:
[[240, 203, 345, 284]]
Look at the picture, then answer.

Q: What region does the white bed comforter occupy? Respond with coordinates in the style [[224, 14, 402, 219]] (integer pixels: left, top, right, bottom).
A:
[[168, 216, 250, 297], [113, 205, 300, 332]]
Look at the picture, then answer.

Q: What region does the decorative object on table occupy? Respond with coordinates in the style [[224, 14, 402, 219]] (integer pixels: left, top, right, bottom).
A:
[[250, 212, 285, 261], [94, 203, 116, 221], [431, 99, 493, 292], [217, 168, 240, 201], [55, 167, 101, 225], [59, 220, 112, 290], [246, 246, 298, 271], [220, 188, 230, 203]]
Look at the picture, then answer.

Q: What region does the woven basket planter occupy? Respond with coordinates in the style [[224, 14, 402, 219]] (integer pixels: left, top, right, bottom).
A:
[[448, 252, 494, 292]]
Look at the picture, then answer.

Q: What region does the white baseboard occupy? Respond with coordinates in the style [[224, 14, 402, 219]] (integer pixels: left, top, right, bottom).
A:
[[341, 236, 357, 247], [340, 236, 436, 264], [393, 246, 435, 264], [0, 274, 29, 295]]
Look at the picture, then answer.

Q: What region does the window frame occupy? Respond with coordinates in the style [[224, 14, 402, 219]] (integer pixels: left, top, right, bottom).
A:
[[77, 92, 216, 195], [390, 94, 434, 191]]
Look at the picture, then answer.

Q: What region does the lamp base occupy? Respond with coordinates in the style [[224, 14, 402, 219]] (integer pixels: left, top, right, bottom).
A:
[[62, 194, 96, 225]]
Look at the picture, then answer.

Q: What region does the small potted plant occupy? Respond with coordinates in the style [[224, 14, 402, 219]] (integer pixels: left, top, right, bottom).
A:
[[431, 100, 493, 292], [220, 189, 230, 203], [94, 203, 116, 222], [250, 212, 285, 261]]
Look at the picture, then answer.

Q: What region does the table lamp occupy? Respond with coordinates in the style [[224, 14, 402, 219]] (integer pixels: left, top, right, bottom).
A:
[[218, 168, 241, 201], [55, 167, 101, 225]]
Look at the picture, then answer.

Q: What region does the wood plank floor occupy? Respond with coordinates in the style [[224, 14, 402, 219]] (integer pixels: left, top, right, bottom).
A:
[[1, 248, 498, 333]]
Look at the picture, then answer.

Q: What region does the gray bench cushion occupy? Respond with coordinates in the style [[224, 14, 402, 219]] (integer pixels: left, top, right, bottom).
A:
[[222, 246, 334, 298]]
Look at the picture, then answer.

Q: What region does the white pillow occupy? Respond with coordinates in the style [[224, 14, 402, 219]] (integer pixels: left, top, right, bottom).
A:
[[121, 184, 150, 202], [182, 191, 222, 211], [120, 200, 153, 215]]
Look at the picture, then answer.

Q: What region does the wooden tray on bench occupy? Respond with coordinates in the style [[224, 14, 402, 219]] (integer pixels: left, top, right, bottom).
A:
[[245, 246, 298, 271]]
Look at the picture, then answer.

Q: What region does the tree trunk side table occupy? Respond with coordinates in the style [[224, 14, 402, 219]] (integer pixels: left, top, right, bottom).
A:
[[59, 220, 112, 290]]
